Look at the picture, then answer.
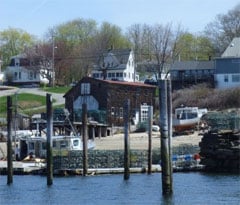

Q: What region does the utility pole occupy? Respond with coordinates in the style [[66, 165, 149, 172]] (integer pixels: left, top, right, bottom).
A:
[[52, 35, 55, 87]]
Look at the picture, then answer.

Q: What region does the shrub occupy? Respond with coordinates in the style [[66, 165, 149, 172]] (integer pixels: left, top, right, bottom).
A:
[[172, 84, 240, 110]]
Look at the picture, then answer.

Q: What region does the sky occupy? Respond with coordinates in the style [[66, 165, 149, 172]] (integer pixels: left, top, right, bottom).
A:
[[0, 0, 239, 39]]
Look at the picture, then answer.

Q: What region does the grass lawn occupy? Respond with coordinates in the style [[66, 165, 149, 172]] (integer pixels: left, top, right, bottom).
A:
[[41, 86, 71, 94], [0, 93, 61, 117]]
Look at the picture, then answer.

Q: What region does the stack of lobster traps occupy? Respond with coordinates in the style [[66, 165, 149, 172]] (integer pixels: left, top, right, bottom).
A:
[[199, 109, 240, 172]]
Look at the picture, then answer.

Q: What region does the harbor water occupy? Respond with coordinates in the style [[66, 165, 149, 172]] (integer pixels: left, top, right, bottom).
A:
[[0, 172, 239, 205]]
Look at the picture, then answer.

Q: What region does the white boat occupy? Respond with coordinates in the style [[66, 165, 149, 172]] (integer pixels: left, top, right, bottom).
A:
[[18, 133, 95, 160], [173, 107, 207, 133]]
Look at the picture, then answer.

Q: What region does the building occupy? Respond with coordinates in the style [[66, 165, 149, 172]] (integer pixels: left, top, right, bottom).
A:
[[91, 48, 139, 82], [4, 54, 49, 86], [170, 61, 215, 90], [64, 77, 156, 127], [0, 59, 3, 85], [214, 37, 240, 89]]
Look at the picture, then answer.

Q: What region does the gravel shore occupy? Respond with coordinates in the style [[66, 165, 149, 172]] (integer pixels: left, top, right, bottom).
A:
[[94, 131, 203, 150]]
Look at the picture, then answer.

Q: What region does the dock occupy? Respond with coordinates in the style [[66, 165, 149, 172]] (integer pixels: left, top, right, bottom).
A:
[[0, 160, 46, 174]]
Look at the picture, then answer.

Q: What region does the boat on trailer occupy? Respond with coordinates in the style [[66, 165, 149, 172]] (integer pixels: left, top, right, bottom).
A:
[[173, 107, 207, 133]]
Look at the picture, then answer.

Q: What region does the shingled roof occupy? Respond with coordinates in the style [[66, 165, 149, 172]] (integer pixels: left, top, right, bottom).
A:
[[94, 48, 132, 71], [171, 61, 214, 71]]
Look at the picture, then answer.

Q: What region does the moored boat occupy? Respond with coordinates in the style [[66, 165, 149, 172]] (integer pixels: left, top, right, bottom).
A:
[[18, 133, 95, 160]]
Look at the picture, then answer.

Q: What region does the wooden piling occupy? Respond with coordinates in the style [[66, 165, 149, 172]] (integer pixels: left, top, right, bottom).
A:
[[124, 99, 130, 180], [148, 106, 153, 174], [7, 96, 13, 185], [82, 103, 88, 176], [160, 79, 172, 195], [46, 94, 53, 186], [167, 79, 173, 189]]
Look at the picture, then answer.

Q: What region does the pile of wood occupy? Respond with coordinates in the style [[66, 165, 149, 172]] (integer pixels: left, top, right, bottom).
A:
[[199, 110, 240, 172]]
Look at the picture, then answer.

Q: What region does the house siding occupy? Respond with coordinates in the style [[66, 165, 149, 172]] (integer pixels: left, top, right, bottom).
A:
[[215, 58, 240, 89]]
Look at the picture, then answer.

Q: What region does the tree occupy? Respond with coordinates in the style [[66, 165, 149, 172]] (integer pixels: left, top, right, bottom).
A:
[[174, 33, 214, 61], [44, 20, 131, 85], [127, 23, 153, 63], [0, 28, 36, 68], [204, 3, 240, 55], [94, 22, 131, 51]]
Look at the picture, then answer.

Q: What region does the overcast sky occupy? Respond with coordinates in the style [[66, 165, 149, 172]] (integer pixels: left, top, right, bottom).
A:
[[1, 0, 239, 38]]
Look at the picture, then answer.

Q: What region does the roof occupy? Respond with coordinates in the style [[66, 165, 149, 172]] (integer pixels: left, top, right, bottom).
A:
[[102, 79, 156, 88], [171, 61, 214, 71], [64, 77, 156, 97], [93, 49, 132, 71], [222, 37, 240, 57]]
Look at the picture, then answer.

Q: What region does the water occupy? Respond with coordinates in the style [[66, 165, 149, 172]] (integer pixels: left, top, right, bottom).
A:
[[0, 173, 239, 205]]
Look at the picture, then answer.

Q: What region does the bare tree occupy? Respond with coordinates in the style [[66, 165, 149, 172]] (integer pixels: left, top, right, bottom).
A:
[[25, 43, 53, 86], [204, 3, 240, 54]]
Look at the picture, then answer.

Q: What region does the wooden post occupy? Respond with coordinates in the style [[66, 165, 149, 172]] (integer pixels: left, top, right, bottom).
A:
[[124, 99, 130, 180], [46, 93, 53, 186], [167, 79, 173, 189], [82, 103, 88, 176], [160, 79, 172, 195], [7, 96, 13, 185], [148, 106, 153, 174]]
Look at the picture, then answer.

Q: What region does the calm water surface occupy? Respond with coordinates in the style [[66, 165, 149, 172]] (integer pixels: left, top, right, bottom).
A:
[[0, 172, 239, 205]]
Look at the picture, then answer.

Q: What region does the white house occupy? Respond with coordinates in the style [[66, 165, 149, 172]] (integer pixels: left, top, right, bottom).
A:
[[214, 37, 240, 89], [4, 54, 49, 86], [0, 59, 4, 85], [91, 48, 139, 82]]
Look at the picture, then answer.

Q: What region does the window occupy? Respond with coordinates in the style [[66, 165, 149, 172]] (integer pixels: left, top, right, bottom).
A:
[[111, 107, 115, 116], [60, 140, 68, 148], [14, 72, 18, 80], [29, 142, 35, 150], [81, 83, 90, 95], [232, 74, 240, 82], [29, 72, 33, 79], [42, 142, 46, 150], [119, 107, 123, 118], [19, 72, 21, 79], [224, 75, 229, 82], [73, 140, 79, 147]]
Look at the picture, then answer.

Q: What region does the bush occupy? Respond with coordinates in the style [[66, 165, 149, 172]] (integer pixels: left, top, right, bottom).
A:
[[172, 84, 240, 110]]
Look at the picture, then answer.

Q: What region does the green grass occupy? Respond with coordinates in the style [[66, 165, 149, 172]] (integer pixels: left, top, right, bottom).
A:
[[0, 93, 61, 116], [41, 86, 71, 94]]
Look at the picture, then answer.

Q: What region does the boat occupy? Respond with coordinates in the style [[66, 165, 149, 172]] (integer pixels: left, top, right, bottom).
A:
[[18, 133, 95, 160], [172, 107, 207, 133]]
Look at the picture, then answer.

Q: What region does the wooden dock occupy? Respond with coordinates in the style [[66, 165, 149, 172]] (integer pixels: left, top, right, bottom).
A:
[[0, 161, 46, 174]]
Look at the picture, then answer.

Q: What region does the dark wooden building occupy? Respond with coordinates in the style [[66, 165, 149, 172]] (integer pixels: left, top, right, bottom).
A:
[[170, 61, 215, 90], [64, 77, 156, 127]]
